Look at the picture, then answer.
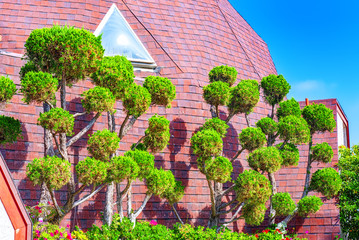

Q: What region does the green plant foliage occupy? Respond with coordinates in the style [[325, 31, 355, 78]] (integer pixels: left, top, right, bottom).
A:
[[108, 156, 139, 183], [228, 79, 260, 115], [203, 81, 230, 106], [277, 142, 299, 167], [309, 167, 342, 199], [248, 146, 282, 173], [24, 25, 104, 85], [26, 156, 71, 190], [276, 98, 301, 119], [146, 168, 175, 196], [242, 203, 266, 226], [311, 142, 333, 163], [278, 115, 310, 144], [124, 150, 155, 180], [196, 156, 213, 173], [162, 180, 185, 205], [143, 75, 176, 107], [0, 115, 22, 145], [123, 84, 151, 117], [91, 56, 134, 100], [191, 129, 223, 157], [131, 142, 148, 151], [0, 76, 17, 102], [76, 157, 108, 185], [297, 195, 323, 217], [200, 118, 229, 138], [206, 156, 233, 183], [235, 170, 272, 205], [19, 61, 38, 78], [302, 103, 336, 134], [260, 74, 290, 106], [255, 117, 278, 136], [272, 192, 296, 216], [208, 65, 238, 86], [239, 127, 266, 151], [338, 145, 359, 238], [37, 108, 74, 135], [81, 86, 115, 113], [143, 115, 170, 153], [20, 71, 58, 104], [87, 129, 120, 161]]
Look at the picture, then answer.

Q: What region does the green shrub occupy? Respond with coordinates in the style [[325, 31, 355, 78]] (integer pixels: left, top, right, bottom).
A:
[[206, 156, 233, 183], [37, 108, 74, 135], [209, 65, 238, 86], [143, 115, 170, 153], [76, 157, 108, 185], [161, 180, 185, 205], [108, 156, 139, 183], [228, 79, 260, 115], [200, 118, 229, 138], [32, 222, 71, 240], [146, 168, 175, 196], [309, 167, 342, 199], [260, 74, 290, 106], [87, 129, 120, 161], [255, 117, 278, 136], [277, 143, 299, 167], [248, 147, 282, 173], [239, 127, 266, 151], [203, 81, 230, 106], [302, 103, 336, 134], [143, 75, 176, 107], [81, 86, 115, 113], [276, 98, 301, 119], [19, 61, 38, 78], [272, 192, 296, 216], [311, 142, 333, 163], [0, 76, 17, 102], [123, 84, 151, 116], [0, 115, 22, 145], [297, 195, 323, 217], [124, 150, 155, 180], [242, 203, 266, 226], [278, 115, 310, 144], [191, 129, 223, 157]]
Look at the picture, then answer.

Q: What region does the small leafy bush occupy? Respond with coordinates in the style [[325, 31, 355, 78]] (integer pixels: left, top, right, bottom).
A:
[[0, 115, 22, 145], [239, 127, 266, 151], [124, 150, 155, 180], [81, 86, 115, 113], [277, 143, 299, 167], [297, 195, 323, 217], [248, 146, 282, 173], [255, 117, 278, 136], [143, 115, 170, 153], [200, 117, 229, 138], [276, 98, 301, 119], [206, 156, 233, 183], [272, 192, 296, 216], [228, 79, 260, 115], [0, 76, 17, 102], [311, 142, 333, 163], [37, 108, 74, 135], [143, 75, 176, 107], [146, 168, 174, 196], [191, 129, 223, 157], [108, 156, 139, 183], [76, 157, 108, 185], [260, 74, 290, 106], [162, 180, 185, 205], [242, 203, 266, 226], [203, 81, 230, 106], [278, 115, 310, 144], [302, 103, 336, 134], [209, 65, 238, 86], [87, 129, 120, 161], [123, 84, 152, 116], [309, 167, 342, 199]]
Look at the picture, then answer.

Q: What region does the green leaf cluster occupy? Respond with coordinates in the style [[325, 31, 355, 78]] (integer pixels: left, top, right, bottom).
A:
[[191, 129, 223, 157], [19, 61, 38, 78], [162, 180, 185, 205], [255, 117, 278, 136], [0, 76, 17, 102], [208, 65, 238, 86], [124, 150, 155, 180], [26, 156, 71, 190], [239, 127, 266, 151], [123, 84, 151, 116], [0, 115, 22, 145], [146, 168, 175, 196], [76, 157, 108, 185], [242, 203, 266, 226], [302, 103, 336, 134], [20, 71, 58, 104], [260, 74, 290, 106], [143, 115, 170, 153], [108, 156, 139, 182], [228, 80, 260, 115], [206, 156, 233, 183], [91, 56, 134, 100], [87, 129, 120, 161], [297, 195, 323, 217], [24, 25, 104, 85], [311, 142, 333, 163], [277, 143, 299, 167], [276, 98, 301, 119], [37, 108, 74, 135], [200, 117, 228, 138], [203, 81, 230, 106], [272, 192, 296, 216], [309, 167, 341, 199], [248, 146, 282, 173], [143, 76, 176, 107], [81, 86, 115, 113], [278, 115, 310, 144]]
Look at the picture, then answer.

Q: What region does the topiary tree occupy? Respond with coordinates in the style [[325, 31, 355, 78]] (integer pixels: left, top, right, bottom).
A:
[[0, 76, 17, 109]]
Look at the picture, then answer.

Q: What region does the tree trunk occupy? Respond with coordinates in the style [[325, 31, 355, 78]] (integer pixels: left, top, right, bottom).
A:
[[268, 172, 277, 225]]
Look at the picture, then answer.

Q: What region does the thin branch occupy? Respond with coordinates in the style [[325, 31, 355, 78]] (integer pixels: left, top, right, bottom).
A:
[[245, 113, 251, 127], [47, 185, 63, 217], [215, 105, 219, 118], [72, 184, 106, 208], [119, 114, 130, 139], [132, 136, 145, 150], [225, 112, 235, 123], [133, 193, 152, 218], [217, 201, 242, 215], [279, 140, 288, 150], [219, 198, 237, 210], [207, 178, 217, 217], [51, 133, 66, 159], [221, 184, 236, 197], [222, 202, 244, 225], [171, 204, 184, 224], [73, 184, 87, 196], [210, 105, 217, 118], [45, 100, 54, 109], [302, 137, 313, 198], [73, 112, 87, 118], [230, 148, 244, 162]]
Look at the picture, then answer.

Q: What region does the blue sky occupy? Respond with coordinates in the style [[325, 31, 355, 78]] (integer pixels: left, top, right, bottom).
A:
[[228, 0, 359, 146]]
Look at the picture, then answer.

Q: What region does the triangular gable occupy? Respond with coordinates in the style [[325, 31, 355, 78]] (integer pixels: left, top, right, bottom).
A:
[[94, 4, 157, 69]]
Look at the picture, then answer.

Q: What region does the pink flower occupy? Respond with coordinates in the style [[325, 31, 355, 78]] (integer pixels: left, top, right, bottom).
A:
[[34, 239, 38, 240], [35, 230, 40, 234], [305, 231, 309, 234], [50, 232, 54, 237], [48, 201, 51, 204], [55, 230, 59, 234], [60, 232, 63, 237], [66, 224, 70, 228], [38, 218, 43, 223], [150, 220, 158, 226]]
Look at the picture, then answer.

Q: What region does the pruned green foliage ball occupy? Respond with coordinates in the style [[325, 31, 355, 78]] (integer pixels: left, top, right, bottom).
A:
[[143, 115, 170, 153], [91, 56, 134, 100], [203, 81, 230, 106], [272, 192, 296, 216], [25, 25, 104, 85], [228, 79, 260, 115], [277, 142, 300, 167], [248, 146, 282, 173], [162, 180, 185, 205], [235, 170, 272, 205], [143, 76, 176, 107], [311, 142, 333, 163], [87, 129, 120, 161], [146, 168, 174, 196], [208, 65, 237, 86], [200, 118, 228, 138], [125, 150, 155, 180], [0, 115, 22, 145], [81, 86, 115, 113], [309, 167, 342, 199], [191, 129, 223, 157], [196, 156, 213, 173], [109, 156, 139, 182], [297, 195, 323, 217], [261, 74, 290, 106], [76, 157, 108, 185], [278, 115, 310, 144], [255, 117, 278, 136], [123, 84, 151, 117], [206, 156, 233, 183], [302, 103, 336, 134], [239, 127, 266, 151], [26, 156, 71, 190], [0, 76, 17, 102], [242, 203, 266, 226], [37, 108, 74, 135], [277, 98, 301, 119], [19, 61, 38, 78]]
